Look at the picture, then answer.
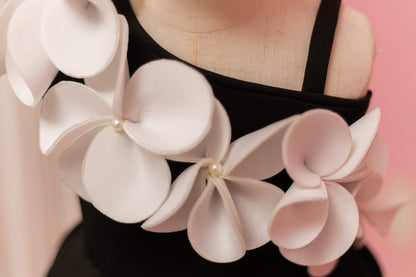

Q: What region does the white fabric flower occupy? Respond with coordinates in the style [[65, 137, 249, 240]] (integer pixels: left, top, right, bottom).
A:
[[341, 134, 408, 239], [269, 108, 381, 266], [39, 18, 215, 223], [3, 0, 120, 106], [143, 101, 295, 263], [307, 134, 408, 276]]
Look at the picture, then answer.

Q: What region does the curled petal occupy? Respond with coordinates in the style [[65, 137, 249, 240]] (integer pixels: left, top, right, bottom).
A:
[[224, 115, 298, 180], [142, 161, 208, 232], [41, 0, 119, 77], [83, 127, 171, 223], [85, 15, 129, 108], [224, 176, 284, 250], [188, 178, 245, 263], [169, 101, 231, 163], [6, 0, 58, 106], [280, 182, 359, 266], [269, 182, 329, 249], [365, 133, 389, 175], [0, 0, 25, 75], [352, 173, 383, 204], [325, 108, 381, 180], [333, 169, 371, 183], [283, 110, 352, 188], [57, 127, 103, 201], [340, 172, 382, 200], [123, 60, 214, 156], [39, 81, 112, 155]]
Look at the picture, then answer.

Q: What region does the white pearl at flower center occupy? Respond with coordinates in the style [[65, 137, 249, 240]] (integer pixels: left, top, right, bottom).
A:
[[112, 118, 125, 132], [208, 161, 223, 177]]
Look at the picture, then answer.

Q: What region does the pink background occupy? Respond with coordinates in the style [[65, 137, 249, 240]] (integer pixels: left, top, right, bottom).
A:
[[0, 1, 414, 277], [344, 0, 416, 276]]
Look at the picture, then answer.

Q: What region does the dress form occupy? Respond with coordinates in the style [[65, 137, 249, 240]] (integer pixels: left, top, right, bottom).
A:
[[46, 1, 382, 276], [130, 0, 375, 99]]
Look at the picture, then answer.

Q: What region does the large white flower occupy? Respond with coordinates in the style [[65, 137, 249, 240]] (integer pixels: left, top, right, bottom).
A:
[[307, 133, 407, 276], [269, 108, 381, 266], [39, 18, 215, 223], [143, 100, 295, 263], [2, 0, 121, 106]]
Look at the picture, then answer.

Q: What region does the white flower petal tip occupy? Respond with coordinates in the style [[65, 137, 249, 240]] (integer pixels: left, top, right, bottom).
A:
[[39, 81, 112, 155], [83, 127, 171, 223], [41, 0, 119, 78], [325, 108, 381, 180], [123, 60, 215, 156], [85, 15, 130, 108], [224, 176, 284, 250], [224, 115, 299, 180], [0, 0, 25, 75], [187, 182, 246, 263], [283, 109, 352, 188], [269, 182, 329, 250], [307, 260, 339, 277], [6, 0, 58, 106], [142, 162, 206, 232], [279, 182, 359, 266]]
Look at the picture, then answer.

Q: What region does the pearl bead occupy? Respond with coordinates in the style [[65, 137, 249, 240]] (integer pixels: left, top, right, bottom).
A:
[[208, 161, 223, 177], [112, 118, 124, 132]]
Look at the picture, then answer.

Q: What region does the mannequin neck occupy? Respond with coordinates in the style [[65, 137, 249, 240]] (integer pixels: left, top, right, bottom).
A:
[[130, 0, 262, 33]]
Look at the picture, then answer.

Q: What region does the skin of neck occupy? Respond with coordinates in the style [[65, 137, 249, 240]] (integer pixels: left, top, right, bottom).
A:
[[130, 0, 263, 33]]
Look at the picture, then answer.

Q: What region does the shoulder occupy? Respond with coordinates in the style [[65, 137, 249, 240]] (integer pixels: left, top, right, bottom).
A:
[[326, 4, 376, 98]]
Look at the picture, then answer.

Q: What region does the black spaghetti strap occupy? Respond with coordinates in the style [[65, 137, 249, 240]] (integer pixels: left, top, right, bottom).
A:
[[302, 0, 342, 94]]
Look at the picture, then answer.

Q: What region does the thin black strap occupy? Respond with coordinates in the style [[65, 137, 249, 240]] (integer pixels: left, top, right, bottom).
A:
[[302, 0, 342, 93]]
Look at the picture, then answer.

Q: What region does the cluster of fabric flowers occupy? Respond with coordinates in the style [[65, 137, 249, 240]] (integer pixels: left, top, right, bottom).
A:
[[0, 0, 407, 275]]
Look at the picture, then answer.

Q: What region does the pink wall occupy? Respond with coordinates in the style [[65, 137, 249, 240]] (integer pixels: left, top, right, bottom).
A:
[[343, 1, 416, 276]]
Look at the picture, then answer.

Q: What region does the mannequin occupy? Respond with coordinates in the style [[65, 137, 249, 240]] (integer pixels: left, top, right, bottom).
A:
[[45, 1, 383, 276], [130, 0, 375, 99]]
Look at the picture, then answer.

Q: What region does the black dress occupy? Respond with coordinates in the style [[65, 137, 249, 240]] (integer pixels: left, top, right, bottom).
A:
[[48, 0, 382, 276]]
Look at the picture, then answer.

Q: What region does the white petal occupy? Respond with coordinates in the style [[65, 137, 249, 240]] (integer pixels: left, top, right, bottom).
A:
[[283, 110, 352, 188], [39, 81, 112, 155], [83, 126, 171, 223], [41, 0, 119, 77], [84, 15, 129, 108], [224, 115, 298, 180], [280, 182, 359, 266], [354, 173, 383, 204], [123, 60, 215, 156], [0, 0, 25, 75], [269, 182, 329, 249], [169, 101, 231, 163], [365, 133, 389, 175], [188, 178, 245, 263], [224, 176, 284, 250], [325, 108, 381, 180], [6, 0, 58, 106], [57, 127, 103, 201], [142, 161, 207, 232]]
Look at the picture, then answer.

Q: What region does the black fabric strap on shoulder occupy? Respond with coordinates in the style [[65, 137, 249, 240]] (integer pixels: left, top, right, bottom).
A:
[[302, 0, 342, 94]]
